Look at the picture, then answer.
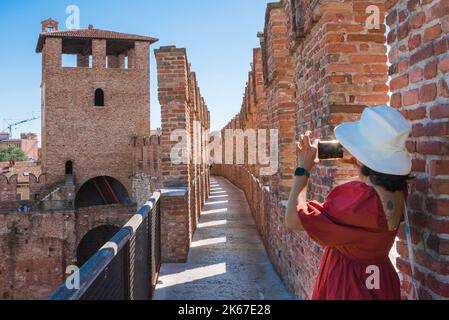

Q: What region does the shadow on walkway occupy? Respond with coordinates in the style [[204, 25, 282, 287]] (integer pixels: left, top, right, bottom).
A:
[[154, 176, 292, 300]]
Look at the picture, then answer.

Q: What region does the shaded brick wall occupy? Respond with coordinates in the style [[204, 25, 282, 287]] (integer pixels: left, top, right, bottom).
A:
[[0, 204, 135, 300], [132, 134, 162, 207], [212, 0, 449, 300], [386, 0, 449, 299]]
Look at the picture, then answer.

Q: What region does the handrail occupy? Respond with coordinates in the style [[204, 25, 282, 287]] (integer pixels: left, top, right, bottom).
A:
[[49, 192, 161, 300]]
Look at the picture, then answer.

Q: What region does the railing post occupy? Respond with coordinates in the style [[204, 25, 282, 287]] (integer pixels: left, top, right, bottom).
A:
[[123, 242, 131, 300], [149, 199, 161, 296]]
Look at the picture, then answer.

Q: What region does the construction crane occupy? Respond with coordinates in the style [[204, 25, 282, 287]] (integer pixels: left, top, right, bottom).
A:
[[5, 116, 40, 137]]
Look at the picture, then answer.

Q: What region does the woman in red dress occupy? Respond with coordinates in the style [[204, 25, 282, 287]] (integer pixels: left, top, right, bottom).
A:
[[285, 106, 413, 300]]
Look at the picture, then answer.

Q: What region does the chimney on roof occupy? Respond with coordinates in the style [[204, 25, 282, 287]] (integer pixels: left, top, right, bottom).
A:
[[41, 18, 59, 33]]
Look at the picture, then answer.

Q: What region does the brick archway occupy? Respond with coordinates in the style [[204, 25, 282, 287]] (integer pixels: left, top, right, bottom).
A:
[[75, 176, 131, 209]]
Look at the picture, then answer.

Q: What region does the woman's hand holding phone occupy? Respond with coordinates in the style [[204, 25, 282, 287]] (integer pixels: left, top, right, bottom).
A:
[[296, 131, 319, 171]]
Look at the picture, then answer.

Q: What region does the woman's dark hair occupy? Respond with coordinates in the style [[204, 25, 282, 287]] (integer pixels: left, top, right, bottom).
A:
[[361, 166, 413, 192]]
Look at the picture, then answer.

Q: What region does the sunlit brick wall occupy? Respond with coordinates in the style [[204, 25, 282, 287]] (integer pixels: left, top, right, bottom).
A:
[[214, 0, 391, 299], [155, 46, 211, 262]]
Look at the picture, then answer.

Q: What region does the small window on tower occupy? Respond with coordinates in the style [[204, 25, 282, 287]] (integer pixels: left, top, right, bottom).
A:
[[94, 89, 105, 107], [47, 25, 54, 32]]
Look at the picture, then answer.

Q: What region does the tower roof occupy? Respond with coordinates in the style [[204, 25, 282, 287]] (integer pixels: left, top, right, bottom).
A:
[[36, 27, 158, 53]]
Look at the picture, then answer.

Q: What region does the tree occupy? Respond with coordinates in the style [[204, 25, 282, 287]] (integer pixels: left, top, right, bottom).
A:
[[0, 146, 28, 162]]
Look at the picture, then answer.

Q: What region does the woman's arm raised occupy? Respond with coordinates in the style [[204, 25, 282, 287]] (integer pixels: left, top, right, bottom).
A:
[[285, 175, 308, 231], [284, 131, 318, 231]]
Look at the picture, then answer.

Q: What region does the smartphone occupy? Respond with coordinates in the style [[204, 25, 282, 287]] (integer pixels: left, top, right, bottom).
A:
[[318, 140, 344, 160]]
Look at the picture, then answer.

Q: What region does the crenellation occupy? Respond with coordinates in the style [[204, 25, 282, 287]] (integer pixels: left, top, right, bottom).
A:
[[155, 45, 211, 263], [214, 0, 449, 300]]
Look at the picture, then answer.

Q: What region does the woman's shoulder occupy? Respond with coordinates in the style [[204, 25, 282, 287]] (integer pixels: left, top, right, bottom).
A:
[[328, 180, 377, 200], [323, 180, 384, 229]]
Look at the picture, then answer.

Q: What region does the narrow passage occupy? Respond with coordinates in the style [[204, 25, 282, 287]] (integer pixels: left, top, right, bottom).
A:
[[154, 176, 292, 300]]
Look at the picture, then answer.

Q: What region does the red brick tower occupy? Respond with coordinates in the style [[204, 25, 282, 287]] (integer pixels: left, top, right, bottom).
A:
[[36, 20, 158, 208]]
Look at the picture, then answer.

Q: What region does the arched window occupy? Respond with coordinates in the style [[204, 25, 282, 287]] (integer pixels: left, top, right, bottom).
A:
[[65, 161, 73, 175], [94, 88, 105, 107]]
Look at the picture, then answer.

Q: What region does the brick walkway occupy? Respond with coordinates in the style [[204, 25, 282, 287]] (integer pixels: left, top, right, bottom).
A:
[[154, 176, 292, 300]]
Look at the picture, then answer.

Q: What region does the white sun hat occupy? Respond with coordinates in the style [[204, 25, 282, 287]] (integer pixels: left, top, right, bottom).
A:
[[334, 105, 412, 176]]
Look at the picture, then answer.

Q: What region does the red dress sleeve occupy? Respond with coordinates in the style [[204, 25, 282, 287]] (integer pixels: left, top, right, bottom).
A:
[[297, 181, 386, 247]]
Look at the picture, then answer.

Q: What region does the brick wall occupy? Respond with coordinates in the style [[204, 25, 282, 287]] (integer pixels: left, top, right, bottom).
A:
[[0, 204, 135, 299], [386, 0, 449, 299], [0, 175, 18, 210], [132, 134, 162, 207], [155, 46, 211, 262], [214, 0, 449, 300], [160, 189, 190, 262], [264, 3, 298, 202], [0, 172, 46, 211], [40, 36, 152, 197]]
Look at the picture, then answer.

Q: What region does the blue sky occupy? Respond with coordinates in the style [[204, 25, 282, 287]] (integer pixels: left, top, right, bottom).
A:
[[0, 0, 270, 143]]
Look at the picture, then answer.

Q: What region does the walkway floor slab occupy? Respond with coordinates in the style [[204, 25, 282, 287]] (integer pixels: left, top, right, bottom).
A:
[[154, 176, 292, 300]]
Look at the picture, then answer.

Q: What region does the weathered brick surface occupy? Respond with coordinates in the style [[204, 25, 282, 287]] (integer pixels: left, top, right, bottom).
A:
[[386, 0, 449, 299], [132, 134, 162, 207], [155, 46, 211, 262], [0, 204, 135, 299], [40, 32, 153, 198], [214, 0, 448, 300], [0, 175, 18, 210], [160, 189, 190, 262], [263, 3, 297, 201]]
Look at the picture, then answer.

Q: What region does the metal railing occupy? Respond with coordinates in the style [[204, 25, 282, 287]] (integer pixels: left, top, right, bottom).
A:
[[49, 192, 161, 300]]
